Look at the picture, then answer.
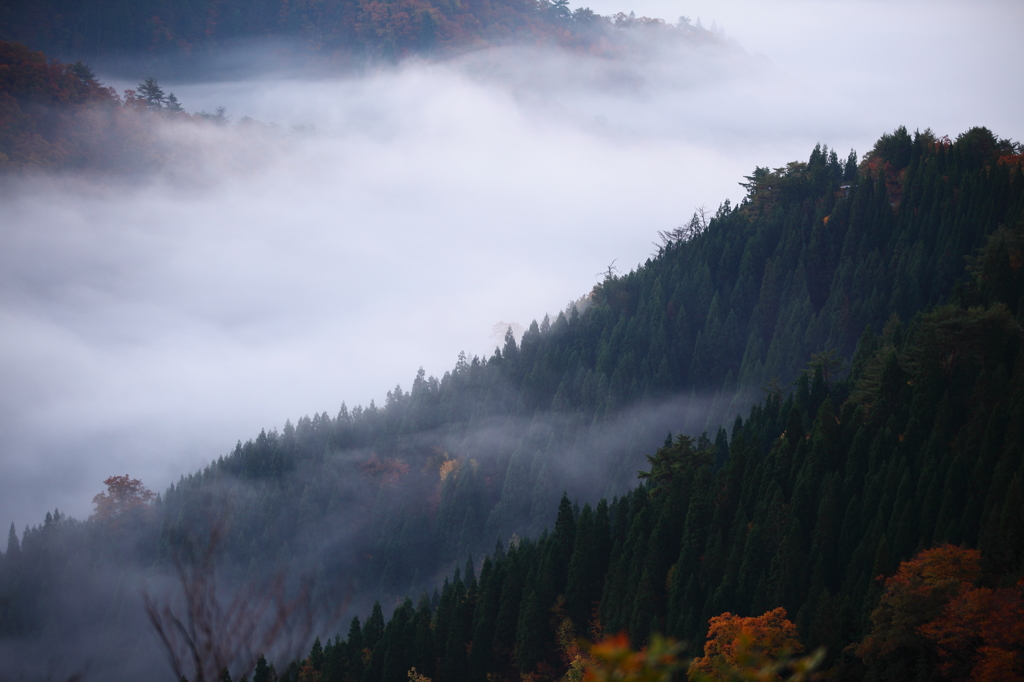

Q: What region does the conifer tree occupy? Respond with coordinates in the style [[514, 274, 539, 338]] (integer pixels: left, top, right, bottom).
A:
[[5, 523, 19, 561]]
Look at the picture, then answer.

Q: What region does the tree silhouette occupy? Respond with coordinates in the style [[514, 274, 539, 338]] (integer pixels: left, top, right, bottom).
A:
[[91, 474, 154, 522]]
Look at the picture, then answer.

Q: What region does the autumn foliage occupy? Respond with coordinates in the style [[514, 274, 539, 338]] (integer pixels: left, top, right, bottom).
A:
[[919, 579, 1024, 681], [689, 609, 811, 681], [855, 545, 980, 664], [0, 40, 222, 173], [577, 627, 822, 682], [92, 474, 155, 522], [582, 633, 686, 682], [0, 41, 128, 170], [357, 453, 411, 487], [854, 545, 1024, 681]]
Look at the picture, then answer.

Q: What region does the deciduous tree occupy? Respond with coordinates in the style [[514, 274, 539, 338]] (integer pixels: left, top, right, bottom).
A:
[[917, 579, 1024, 681], [689, 608, 804, 681], [91, 474, 155, 522]]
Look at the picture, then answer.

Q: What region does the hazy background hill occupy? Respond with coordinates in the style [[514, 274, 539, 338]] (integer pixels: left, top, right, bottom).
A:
[[0, 0, 709, 77]]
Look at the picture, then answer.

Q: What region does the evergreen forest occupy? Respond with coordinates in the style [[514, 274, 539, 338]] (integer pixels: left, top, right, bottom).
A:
[[2, 43, 1024, 680]]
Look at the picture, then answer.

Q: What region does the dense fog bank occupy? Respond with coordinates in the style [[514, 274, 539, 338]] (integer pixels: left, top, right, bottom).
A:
[[2, 0, 1022, 566]]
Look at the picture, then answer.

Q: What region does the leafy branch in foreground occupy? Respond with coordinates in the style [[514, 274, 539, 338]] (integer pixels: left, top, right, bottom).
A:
[[578, 626, 826, 682]]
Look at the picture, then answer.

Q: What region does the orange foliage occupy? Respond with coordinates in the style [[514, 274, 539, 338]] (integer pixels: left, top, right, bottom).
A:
[[438, 458, 460, 483], [863, 156, 906, 208], [92, 474, 155, 522], [0, 40, 191, 172], [583, 633, 685, 682], [0, 42, 113, 105], [998, 153, 1024, 178], [298, 662, 322, 682], [689, 608, 804, 681], [917, 578, 1024, 681], [357, 453, 410, 486], [580, 630, 821, 682], [852, 545, 1024, 680], [855, 545, 981, 663]]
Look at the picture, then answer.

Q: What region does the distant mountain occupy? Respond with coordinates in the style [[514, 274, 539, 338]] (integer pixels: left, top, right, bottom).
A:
[[0, 0, 712, 72]]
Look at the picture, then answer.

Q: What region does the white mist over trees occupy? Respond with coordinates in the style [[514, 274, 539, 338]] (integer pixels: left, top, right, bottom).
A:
[[2, 0, 1022, 530]]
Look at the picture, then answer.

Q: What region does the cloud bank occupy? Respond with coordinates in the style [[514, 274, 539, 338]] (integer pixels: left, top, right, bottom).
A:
[[1, 0, 1022, 530]]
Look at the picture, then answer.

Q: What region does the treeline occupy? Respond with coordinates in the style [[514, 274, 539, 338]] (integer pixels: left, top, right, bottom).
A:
[[276, 218, 1024, 682], [0, 126, 1022, 680], [0, 0, 712, 68], [0, 41, 245, 172], [0, 40, 126, 171], [154, 125, 1024, 598]]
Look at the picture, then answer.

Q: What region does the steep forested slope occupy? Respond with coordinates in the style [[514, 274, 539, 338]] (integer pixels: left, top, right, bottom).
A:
[[151, 125, 1024, 599], [280, 212, 1024, 682], [1, 126, 1021, 681]]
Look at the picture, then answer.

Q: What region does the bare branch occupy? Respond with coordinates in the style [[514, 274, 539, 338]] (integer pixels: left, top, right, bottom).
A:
[[658, 205, 710, 247], [144, 516, 343, 682], [595, 259, 619, 280]]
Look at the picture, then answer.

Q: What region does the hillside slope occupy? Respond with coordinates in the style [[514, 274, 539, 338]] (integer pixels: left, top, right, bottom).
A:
[[280, 200, 1024, 682], [0, 125, 1021, 681], [154, 125, 1024, 598]]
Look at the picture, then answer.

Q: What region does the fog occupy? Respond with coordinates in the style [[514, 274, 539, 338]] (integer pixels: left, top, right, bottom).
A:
[[1, 0, 1022, 532]]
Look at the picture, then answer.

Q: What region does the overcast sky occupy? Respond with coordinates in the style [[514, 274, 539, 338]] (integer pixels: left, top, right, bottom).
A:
[[1, 0, 1021, 531]]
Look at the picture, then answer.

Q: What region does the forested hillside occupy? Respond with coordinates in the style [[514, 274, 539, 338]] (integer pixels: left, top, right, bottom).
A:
[[0, 0, 706, 69], [154, 124, 1024, 597], [0, 41, 250, 172], [275, 173, 1024, 682], [1, 125, 1022, 681]]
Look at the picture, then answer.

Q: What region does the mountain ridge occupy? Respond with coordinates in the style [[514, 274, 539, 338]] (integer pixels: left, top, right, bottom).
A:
[[1, 120, 1022, 681]]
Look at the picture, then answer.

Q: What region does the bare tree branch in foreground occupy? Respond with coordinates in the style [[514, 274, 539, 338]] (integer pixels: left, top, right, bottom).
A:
[[144, 520, 337, 682]]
